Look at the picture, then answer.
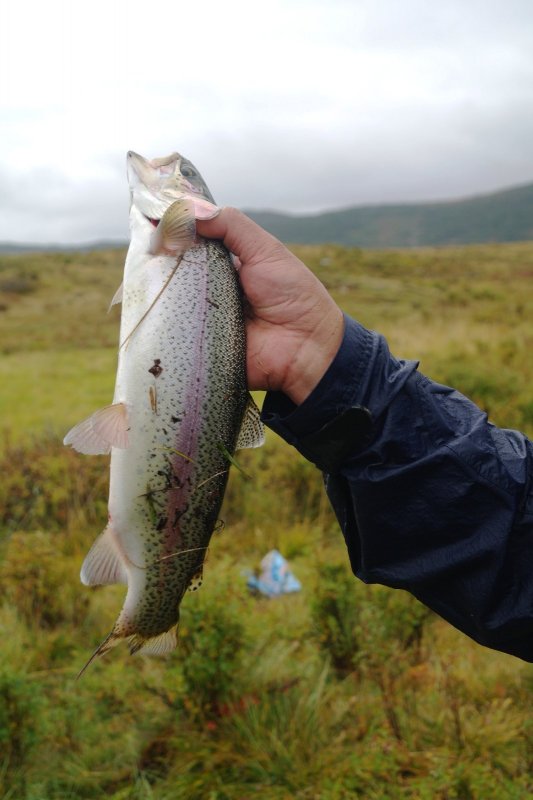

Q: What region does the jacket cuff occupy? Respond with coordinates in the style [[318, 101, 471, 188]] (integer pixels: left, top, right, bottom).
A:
[[261, 315, 376, 471], [261, 314, 419, 473]]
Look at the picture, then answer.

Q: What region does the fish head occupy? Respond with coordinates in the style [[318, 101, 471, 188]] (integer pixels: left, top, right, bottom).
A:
[[153, 152, 216, 205], [127, 151, 215, 227]]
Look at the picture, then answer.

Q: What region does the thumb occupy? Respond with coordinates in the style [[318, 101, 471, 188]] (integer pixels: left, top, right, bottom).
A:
[[196, 207, 287, 266]]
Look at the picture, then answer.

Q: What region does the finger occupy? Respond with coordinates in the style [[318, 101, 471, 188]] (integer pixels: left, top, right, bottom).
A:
[[196, 207, 286, 265]]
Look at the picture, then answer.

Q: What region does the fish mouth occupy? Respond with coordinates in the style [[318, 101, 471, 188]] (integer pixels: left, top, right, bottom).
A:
[[127, 151, 157, 189], [127, 151, 181, 188], [127, 150, 216, 205]]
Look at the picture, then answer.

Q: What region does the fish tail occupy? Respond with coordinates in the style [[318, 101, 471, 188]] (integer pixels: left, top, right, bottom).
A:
[[76, 630, 122, 680]]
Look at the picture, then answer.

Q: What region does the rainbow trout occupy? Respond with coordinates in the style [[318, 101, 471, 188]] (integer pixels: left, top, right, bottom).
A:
[[65, 151, 263, 668]]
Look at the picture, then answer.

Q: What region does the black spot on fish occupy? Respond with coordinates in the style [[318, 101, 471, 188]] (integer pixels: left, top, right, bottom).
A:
[[148, 359, 163, 378], [173, 505, 188, 526]]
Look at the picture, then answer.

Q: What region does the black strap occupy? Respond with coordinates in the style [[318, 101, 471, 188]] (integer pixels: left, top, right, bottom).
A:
[[299, 405, 374, 473]]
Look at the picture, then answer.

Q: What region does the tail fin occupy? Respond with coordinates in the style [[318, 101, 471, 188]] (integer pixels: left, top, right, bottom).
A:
[[76, 625, 179, 678], [76, 630, 121, 680]]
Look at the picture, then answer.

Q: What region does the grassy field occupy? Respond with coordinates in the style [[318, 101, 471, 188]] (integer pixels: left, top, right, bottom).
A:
[[0, 242, 532, 799]]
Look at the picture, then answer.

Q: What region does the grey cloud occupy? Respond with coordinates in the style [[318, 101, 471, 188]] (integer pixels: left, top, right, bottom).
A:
[[3, 110, 533, 246], [0, 166, 128, 244], [199, 92, 533, 214], [2, 0, 533, 243]]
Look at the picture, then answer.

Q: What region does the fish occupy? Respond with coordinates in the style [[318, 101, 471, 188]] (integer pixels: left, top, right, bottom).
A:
[[64, 150, 264, 670]]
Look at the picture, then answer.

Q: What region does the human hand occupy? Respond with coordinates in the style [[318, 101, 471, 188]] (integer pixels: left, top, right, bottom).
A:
[[196, 208, 344, 405]]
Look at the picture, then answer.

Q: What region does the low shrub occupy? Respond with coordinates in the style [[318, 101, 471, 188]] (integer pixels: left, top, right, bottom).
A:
[[0, 436, 108, 537], [310, 562, 362, 675], [0, 531, 90, 629], [177, 592, 247, 719], [0, 667, 46, 794]]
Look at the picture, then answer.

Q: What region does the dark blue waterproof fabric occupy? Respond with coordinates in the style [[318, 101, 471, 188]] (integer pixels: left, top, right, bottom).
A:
[[262, 315, 533, 662]]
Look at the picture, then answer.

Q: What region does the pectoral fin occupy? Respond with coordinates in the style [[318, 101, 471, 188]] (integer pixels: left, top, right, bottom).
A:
[[150, 199, 196, 256], [108, 282, 123, 310], [63, 402, 129, 454], [236, 394, 265, 450]]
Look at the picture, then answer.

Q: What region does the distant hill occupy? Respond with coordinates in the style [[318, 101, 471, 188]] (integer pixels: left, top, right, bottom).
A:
[[246, 182, 533, 247], [0, 240, 126, 255], [2, 182, 533, 252]]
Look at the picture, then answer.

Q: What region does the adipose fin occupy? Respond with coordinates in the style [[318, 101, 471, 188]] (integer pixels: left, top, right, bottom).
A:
[[236, 395, 265, 449]]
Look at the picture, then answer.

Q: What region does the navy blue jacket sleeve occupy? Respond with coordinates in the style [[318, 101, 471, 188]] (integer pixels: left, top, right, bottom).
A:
[[261, 315, 533, 662]]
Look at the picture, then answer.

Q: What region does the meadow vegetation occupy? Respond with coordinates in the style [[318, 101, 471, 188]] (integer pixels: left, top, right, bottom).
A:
[[0, 241, 532, 798]]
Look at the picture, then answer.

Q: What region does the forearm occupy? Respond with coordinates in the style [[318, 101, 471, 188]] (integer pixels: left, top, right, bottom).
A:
[[262, 315, 533, 661]]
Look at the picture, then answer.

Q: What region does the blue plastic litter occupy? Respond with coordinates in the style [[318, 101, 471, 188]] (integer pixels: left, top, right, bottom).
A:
[[245, 549, 301, 597]]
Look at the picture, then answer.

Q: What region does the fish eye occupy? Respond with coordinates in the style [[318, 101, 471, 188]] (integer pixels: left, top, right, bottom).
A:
[[181, 165, 196, 178]]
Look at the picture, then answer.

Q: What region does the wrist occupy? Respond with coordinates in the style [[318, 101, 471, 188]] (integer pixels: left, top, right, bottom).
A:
[[282, 307, 344, 405]]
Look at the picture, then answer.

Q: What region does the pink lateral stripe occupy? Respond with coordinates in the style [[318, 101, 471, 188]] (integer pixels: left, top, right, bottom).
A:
[[163, 249, 210, 556]]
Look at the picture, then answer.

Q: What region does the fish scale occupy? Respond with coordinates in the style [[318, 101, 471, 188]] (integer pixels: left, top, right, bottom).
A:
[[64, 151, 264, 669]]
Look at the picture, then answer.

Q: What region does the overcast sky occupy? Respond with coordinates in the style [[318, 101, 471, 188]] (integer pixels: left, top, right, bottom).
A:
[[2, 0, 533, 243]]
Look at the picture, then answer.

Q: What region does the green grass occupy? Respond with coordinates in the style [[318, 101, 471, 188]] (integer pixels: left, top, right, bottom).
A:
[[0, 349, 116, 444], [0, 242, 532, 798]]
